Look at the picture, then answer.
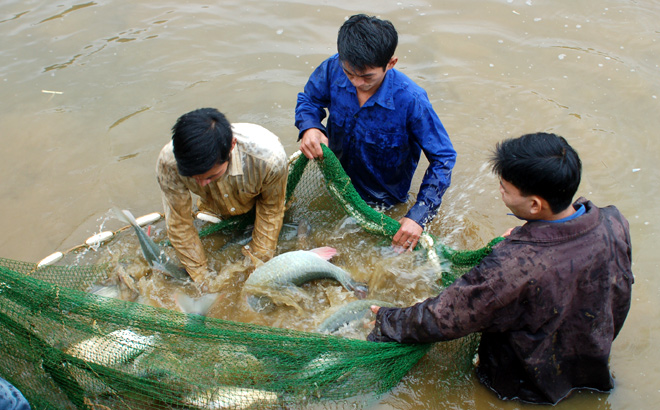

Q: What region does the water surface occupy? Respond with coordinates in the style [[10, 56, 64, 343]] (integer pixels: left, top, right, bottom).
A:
[[1, 1, 659, 409]]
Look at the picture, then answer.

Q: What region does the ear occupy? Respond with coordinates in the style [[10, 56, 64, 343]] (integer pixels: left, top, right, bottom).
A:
[[386, 57, 398, 70], [230, 137, 237, 151], [528, 196, 544, 216]]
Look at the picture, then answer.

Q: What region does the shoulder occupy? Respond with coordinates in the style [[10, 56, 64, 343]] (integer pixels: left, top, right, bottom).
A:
[[232, 123, 287, 164], [156, 141, 176, 171], [155, 141, 186, 190], [586, 199, 631, 246], [311, 54, 341, 74], [388, 69, 429, 99]]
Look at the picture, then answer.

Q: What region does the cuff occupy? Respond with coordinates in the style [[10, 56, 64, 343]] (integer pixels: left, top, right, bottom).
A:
[[297, 122, 327, 141], [405, 203, 434, 229]]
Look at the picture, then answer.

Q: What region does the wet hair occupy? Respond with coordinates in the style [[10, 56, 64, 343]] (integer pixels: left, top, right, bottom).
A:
[[337, 14, 398, 71], [490, 132, 582, 214], [171, 108, 233, 177]]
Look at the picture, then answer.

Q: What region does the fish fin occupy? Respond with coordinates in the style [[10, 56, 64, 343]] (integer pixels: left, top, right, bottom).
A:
[[308, 246, 337, 261], [242, 247, 264, 268], [174, 291, 219, 316]]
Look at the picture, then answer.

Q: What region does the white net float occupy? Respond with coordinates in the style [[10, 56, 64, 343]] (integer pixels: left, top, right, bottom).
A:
[[135, 212, 162, 226], [37, 251, 64, 268], [85, 231, 114, 247], [196, 212, 221, 224]]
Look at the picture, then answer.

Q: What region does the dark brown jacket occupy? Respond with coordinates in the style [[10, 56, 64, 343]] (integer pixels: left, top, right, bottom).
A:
[[369, 198, 633, 404]]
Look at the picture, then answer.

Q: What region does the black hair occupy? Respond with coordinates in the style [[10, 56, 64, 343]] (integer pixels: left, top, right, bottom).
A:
[[171, 108, 233, 177], [490, 132, 582, 214], [337, 14, 398, 70]]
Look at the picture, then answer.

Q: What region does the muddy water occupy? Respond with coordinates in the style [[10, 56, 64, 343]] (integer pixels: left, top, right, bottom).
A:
[[1, 1, 659, 409]]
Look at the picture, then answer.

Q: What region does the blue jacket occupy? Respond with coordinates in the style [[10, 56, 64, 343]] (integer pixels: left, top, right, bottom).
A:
[[295, 54, 456, 227]]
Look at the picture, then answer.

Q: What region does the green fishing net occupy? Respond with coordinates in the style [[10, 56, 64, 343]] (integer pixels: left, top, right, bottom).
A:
[[0, 146, 500, 409]]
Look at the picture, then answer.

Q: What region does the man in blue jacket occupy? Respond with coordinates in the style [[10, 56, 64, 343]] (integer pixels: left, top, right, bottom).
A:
[[295, 14, 456, 251]]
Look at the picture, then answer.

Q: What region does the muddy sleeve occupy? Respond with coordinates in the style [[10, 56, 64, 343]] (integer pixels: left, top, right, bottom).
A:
[[248, 159, 288, 262], [156, 152, 209, 282], [368, 251, 526, 343]]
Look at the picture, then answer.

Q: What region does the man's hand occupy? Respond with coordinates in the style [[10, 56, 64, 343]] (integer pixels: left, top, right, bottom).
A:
[[300, 128, 328, 159], [368, 305, 381, 327], [392, 217, 423, 251], [502, 227, 515, 237]]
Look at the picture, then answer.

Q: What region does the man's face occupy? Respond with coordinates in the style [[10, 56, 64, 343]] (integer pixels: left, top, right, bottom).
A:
[[191, 137, 236, 187], [341, 58, 396, 95], [499, 178, 534, 219], [193, 161, 229, 187]]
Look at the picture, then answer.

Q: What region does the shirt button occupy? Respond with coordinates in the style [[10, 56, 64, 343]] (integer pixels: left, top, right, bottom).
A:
[[230, 207, 236, 212], [224, 194, 228, 197]]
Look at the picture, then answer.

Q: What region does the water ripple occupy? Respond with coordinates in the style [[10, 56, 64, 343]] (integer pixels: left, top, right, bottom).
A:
[[37, 2, 97, 25]]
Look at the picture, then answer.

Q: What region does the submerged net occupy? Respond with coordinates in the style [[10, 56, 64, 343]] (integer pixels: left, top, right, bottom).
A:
[[0, 146, 500, 409]]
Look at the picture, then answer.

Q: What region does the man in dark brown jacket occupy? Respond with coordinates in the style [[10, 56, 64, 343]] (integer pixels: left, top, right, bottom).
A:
[[368, 132, 634, 404]]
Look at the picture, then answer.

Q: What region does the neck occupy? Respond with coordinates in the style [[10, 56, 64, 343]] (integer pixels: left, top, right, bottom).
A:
[[542, 205, 576, 221], [357, 90, 373, 107]]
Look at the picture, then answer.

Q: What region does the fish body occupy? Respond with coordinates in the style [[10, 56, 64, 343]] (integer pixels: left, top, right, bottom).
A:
[[182, 386, 278, 410], [317, 299, 394, 334], [66, 329, 158, 366], [65, 329, 159, 395], [243, 247, 367, 311], [114, 209, 189, 281]]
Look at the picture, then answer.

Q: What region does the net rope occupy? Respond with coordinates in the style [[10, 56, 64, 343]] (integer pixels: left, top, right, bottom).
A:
[[1, 146, 500, 409]]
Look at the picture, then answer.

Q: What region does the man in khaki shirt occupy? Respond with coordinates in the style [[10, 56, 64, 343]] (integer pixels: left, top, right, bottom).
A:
[[156, 108, 288, 283]]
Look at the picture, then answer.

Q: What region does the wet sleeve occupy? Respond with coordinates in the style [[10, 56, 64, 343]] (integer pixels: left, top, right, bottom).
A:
[[248, 159, 288, 262], [295, 58, 332, 139], [368, 251, 527, 343], [156, 154, 209, 282], [404, 97, 456, 227]]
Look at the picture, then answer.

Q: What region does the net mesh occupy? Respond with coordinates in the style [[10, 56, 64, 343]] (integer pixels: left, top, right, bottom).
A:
[[0, 146, 499, 409]]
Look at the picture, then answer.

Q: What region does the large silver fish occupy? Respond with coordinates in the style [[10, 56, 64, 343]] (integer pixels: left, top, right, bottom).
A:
[[66, 328, 159, 366], [243, 247, 368, 312], [316, 299, 394, 334], [182, 386, 278, 410], [114, 208, 189, 281], [65, 329, 159, 395]]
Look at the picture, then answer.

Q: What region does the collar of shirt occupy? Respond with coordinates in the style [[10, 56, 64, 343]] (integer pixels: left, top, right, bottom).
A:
[[226, 136, 244, 177], [506, 203, 586, 223]]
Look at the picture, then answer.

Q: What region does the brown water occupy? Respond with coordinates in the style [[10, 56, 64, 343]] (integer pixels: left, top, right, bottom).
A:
[[1, 0, 659, 409]]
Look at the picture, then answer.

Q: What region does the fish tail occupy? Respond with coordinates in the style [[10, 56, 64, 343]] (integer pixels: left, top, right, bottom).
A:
[[353, 283, 368, 299]]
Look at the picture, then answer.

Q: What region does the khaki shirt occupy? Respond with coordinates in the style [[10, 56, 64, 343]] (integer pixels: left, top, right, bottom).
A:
[[156, 123, 288, 282]]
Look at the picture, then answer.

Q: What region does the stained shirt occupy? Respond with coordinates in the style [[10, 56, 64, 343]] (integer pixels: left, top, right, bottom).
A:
[[156, 123, 288, 282], [368, 198, 634, 404], [295, 54, 456, 227]]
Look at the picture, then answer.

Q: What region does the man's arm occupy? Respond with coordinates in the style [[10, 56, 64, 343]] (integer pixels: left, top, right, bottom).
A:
[[368, 250, 521, 343], [247, 160, 288, 262], [156, 149, 210, 282], [295, 57, 334, 159], [404, 99, 456, 230]]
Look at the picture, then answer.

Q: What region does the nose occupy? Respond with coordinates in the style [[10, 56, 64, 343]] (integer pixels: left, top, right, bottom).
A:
[[351, 77, 365, 88], [195, 177, 211, 187]]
